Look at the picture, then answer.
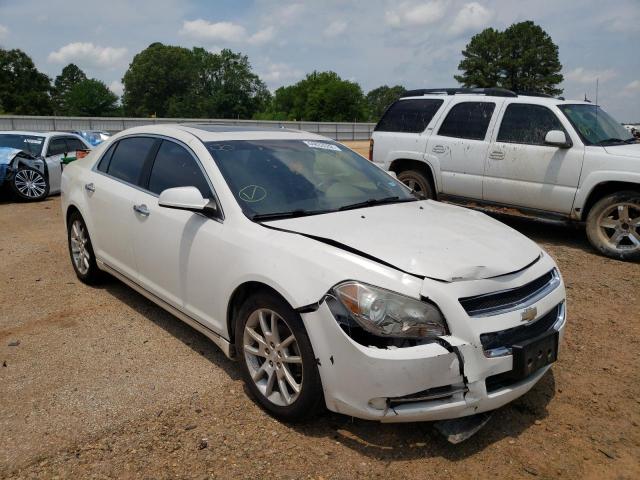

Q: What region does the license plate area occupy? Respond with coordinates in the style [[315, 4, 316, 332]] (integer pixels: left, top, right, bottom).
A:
[[511, 330, 559, 379]]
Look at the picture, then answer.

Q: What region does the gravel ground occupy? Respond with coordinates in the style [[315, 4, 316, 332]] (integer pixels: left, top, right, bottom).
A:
[[1, 160, 639, 479]]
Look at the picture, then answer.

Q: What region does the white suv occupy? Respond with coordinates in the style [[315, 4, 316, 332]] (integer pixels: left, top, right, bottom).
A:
[[371, 88, 640, 261]]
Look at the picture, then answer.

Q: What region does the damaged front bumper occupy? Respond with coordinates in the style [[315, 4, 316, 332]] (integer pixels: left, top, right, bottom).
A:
[[301, 257, 566, 423]]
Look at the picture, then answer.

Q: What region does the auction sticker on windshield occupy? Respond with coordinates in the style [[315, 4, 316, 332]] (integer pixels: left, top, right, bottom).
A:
[[303, 140, 341, 151]]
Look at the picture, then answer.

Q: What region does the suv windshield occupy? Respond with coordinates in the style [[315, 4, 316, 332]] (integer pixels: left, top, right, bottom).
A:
[[206, 139, 415, 220], [0, 134, 45, 156], [558, 104, 634, 146]]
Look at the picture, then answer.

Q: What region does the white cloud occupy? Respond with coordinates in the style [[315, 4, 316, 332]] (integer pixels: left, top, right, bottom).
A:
[[181, 19, 275, 46], [624, 80, 640, 92], [260, 62, 303, 85], [564, 67, 617, 84], [449, 2, 492, 35], [385, 1, 446, 28], [248, 26, 275, 46], [324, 20, 347, 38], [0, 24, 8, 41], [108, 80, 124, 97], [180, 19, 246, 43], [47, 42, 127, 68]]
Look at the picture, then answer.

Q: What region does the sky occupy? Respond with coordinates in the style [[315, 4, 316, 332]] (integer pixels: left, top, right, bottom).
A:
[[0, 0, 638, 121]]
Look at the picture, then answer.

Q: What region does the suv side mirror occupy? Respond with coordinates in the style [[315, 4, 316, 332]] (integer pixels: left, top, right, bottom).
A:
[[159, 186, 219, 217], [544, 130, 572, 148]]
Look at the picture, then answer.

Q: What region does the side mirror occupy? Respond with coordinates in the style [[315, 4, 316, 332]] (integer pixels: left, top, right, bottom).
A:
[[158, 186, 218, 217], [544, 130, 572, 148]]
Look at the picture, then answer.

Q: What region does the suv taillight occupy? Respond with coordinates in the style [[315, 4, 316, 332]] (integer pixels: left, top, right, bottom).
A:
[[368, 138, 374, 161]]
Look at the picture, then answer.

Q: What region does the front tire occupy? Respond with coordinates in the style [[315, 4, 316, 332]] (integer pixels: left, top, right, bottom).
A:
[[67, 211, 103, 284], [397, 169, 434, 199], [586, 191, 640, 261], [235, 292, 324, 422], [11, 166, 49, 201]]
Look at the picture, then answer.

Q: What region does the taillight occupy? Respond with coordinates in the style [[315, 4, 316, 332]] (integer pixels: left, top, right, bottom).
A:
[[368, 138, 374, 161]]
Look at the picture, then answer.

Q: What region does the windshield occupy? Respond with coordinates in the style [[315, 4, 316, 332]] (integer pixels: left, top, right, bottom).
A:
[[206, 139, 415, 219], [0, 134, 45, 156], [558, 104, 634, 146]]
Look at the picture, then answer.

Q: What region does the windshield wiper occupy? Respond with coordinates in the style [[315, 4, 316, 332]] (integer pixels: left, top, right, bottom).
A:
[[338, 196, 416, 212], [251, 209, 331, 221], [594, 138, 627, 146]]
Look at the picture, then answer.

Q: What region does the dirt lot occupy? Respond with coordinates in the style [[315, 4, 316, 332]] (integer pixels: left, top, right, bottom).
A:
[[1, 164, 639, 478]]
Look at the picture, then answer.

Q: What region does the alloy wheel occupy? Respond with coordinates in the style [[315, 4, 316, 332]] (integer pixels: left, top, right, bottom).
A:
[[70, 220, 91, 275], [597, 202, 640, 252], [14, 169, 47, 199], [243, 308, 303, 407]]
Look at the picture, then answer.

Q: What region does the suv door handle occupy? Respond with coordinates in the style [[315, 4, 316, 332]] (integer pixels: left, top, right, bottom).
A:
[[432, 145, 446, 154], [84, 183, 95, 192], [489, 150, 505, 161], [133, 204, 150, 216]]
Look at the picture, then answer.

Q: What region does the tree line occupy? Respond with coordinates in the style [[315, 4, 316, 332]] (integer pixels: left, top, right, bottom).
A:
[[0, 21, 562, 121]]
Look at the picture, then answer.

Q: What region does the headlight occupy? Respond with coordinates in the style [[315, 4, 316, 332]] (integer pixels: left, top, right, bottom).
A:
[[331, 281, 448, 338]]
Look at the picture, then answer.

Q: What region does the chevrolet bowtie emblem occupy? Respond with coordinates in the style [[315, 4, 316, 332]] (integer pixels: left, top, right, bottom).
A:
[[521, 306, 537, 322]]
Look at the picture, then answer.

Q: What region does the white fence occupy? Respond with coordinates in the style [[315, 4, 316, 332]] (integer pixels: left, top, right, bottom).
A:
[[0, 116, 376, 141]]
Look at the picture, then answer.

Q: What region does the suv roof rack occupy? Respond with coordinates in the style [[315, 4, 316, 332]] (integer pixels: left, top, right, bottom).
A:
[[401, 87, 518, 98]]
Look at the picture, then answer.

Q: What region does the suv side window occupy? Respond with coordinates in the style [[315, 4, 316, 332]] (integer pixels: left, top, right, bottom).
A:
[[438, 102, 496, 140], [47, 138, 68, 157], [106, 137, 156, 186], [497, 104, 566, 145], [147, 140, 212, 197], [375, 99, 444, 133]]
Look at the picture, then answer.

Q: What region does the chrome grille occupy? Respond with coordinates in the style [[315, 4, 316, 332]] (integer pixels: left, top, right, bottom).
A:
[[459, 269, 560, 317]]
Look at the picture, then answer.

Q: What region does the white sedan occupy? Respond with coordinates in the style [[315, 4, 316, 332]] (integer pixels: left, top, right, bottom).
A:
[[61, 124, 566, 425], [0, 131, 91, 201]]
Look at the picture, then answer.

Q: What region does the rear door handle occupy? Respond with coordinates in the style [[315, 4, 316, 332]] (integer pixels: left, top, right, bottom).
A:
[[432, 145, 446, 154], [133, 204, 150, 216], [489, 150, 505, 161], [84, 183, 95, 192]]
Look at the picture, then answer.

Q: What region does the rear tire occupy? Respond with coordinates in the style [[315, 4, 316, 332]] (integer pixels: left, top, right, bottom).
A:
[[67, 211, 103, 284], [235, 291, 324, 422], [397, 169, 434, 199], [586, 191, 640, 261], [10, 166, 49, 202]]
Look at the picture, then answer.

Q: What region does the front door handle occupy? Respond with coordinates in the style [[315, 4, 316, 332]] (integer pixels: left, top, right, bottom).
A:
[[489, 150, 505, 161], [84, 183, 95, 192], [133, 204, 150, 216]]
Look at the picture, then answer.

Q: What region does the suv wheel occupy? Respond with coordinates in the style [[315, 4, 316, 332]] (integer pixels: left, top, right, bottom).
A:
[[397, 170, 434, 199], [235, 292, 324, 422], [586, 191, 640, 261], [11, 166, 49, 201]]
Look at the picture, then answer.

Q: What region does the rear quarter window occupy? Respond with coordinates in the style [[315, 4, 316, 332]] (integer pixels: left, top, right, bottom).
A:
[[375, 99, 444, 133]]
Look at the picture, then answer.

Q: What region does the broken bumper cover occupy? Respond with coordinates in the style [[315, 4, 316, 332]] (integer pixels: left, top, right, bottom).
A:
[[301, 283, 566, 423]]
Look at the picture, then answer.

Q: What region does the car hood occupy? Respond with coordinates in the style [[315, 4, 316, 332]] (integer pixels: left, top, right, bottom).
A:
[[0, 147, 22, 165], [604, 143, 640, 158], [265, 200, 542, 282]]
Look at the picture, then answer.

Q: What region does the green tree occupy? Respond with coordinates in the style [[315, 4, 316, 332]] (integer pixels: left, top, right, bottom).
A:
[[0, 48, 52, 114], [122, 42, 198, 117], [52, 63, 87, 114], [366, 85, 406, 121], [65, 79, 119, 116], [262, 71, 367, 122], [455, 21, 563, 96]]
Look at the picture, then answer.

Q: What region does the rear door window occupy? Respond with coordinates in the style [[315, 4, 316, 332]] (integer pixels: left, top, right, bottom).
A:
[[375, 99, 444, 133], [106, 137, 156, 186], [437, 102, 496, 140], [46, 138, 68, 157], [147, 140, 212, 197], [65, 137, 88, 152], [497, 104, 566, 145]]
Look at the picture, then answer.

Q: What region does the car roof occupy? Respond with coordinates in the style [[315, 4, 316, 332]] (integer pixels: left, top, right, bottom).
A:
[[0, 130, 86, 139], [398, 94, 592, 107], [116, 124, 330, 142]]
